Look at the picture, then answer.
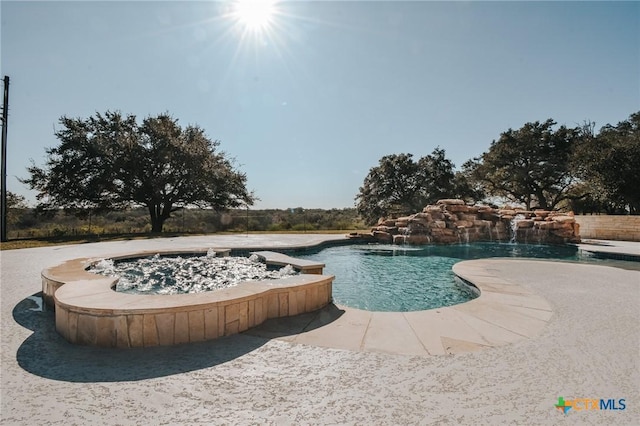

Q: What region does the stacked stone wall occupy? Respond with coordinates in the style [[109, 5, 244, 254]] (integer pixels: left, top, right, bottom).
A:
[[369, 199, 581, 245], [574, 215, 640, 242]]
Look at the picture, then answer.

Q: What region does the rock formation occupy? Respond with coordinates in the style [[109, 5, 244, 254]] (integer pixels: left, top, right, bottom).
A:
[[363, 199, 580, 245]]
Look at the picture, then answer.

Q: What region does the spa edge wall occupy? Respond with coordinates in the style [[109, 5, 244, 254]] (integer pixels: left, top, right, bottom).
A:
[[42, 251, 333, 348]]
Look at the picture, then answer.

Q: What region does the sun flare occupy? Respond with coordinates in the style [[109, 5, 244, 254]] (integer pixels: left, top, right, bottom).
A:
[[232, 0, 278, 32]]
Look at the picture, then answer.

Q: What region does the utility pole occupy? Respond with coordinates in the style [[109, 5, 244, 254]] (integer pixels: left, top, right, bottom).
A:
[[1, 76, 9, 242]]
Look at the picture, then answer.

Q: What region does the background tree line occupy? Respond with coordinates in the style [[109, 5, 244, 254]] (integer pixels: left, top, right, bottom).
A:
[[356, 112, 640, 224], [5, 203, 365, 240], [10, 110, 640, 236]]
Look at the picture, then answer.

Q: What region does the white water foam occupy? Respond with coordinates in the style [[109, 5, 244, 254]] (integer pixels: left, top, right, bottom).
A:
[[91, 252, 298, 295]]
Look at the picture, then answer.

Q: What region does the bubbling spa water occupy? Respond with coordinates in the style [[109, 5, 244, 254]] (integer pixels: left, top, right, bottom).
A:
[[91, 250, 298, 295]]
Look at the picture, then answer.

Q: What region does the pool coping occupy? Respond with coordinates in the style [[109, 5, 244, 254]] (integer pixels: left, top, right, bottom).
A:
[[575, 239, 640, 261], [39, 237, 638, 355], [249, 238, 640, 356], [248, 258, 555, 356]]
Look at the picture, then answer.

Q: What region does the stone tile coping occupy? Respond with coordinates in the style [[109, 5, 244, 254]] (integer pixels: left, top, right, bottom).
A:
[[248, 258, 555, 356], [41, 247, 326, 306], [46, 237, 634, 355], [42, 249, 333, 348], [250, 251, 325, 274], [576, 239, 640, 261]]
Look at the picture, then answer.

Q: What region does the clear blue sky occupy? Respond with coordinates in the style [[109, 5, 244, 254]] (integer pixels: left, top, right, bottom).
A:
[[1, 1, 638, 209]]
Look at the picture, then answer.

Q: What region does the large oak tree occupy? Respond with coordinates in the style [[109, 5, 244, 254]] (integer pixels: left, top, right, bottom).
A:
[[572, 112, 640, 214], [463, 119, 579, 210], [24, 111, 254, 232], [355, 148, 480, 224]]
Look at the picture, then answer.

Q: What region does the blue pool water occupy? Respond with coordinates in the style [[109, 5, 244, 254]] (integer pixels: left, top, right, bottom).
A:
[[296, 242, 594, 312]]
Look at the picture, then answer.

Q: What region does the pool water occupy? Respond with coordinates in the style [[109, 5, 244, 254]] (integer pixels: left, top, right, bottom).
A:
[[296, 242, 593, 312]]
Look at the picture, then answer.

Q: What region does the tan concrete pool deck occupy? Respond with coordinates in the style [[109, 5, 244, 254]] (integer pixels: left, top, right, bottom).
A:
[[2, 235, 638, 424]]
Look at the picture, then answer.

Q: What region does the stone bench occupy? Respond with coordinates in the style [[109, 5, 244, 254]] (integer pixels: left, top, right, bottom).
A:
[[250, 250, 325, 274]]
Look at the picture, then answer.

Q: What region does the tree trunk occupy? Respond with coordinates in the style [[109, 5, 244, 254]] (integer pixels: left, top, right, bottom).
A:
[[151, 216, 164, 233], [535, 191, 549, 210], [148, 203, 167, 233]]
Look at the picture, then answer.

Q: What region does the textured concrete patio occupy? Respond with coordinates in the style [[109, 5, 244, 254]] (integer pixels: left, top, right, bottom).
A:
[[1, 235, 639, 424]]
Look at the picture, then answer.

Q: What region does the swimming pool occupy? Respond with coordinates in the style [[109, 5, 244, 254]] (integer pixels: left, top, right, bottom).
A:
[[296, 242, 593, 312]]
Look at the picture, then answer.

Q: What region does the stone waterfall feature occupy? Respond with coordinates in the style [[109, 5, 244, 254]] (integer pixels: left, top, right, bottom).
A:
[[365, 199, 581, 245]]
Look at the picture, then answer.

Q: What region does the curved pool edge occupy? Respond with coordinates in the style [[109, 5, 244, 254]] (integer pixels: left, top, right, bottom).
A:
[[39, 235, 557, 353], [42, 248, 334, 348], [254, 258, 554, 356]]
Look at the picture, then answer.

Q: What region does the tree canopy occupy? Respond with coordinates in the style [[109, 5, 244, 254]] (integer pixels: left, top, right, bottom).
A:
[[571, 112, 640, 214], [355, 148, 479, 224], [463, 119, 579, 210], [355, 111, 640, 221], [6, 191, 27, 209], [23, 111, 254, 232]]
